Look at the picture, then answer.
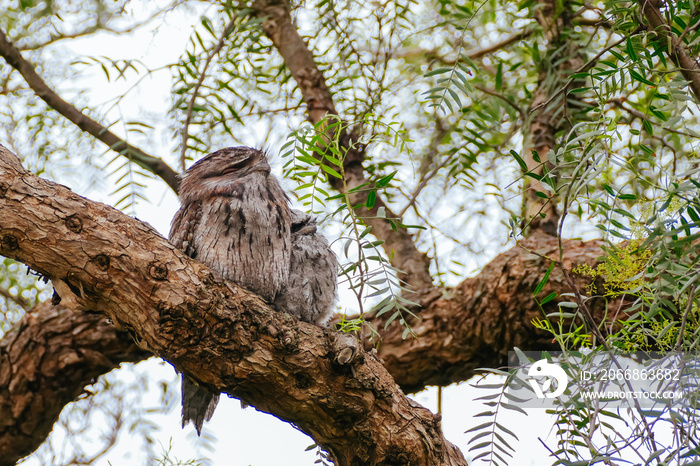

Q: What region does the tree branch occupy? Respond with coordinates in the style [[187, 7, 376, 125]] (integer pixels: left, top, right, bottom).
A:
[[370, 232, 610, 392], [0, 28, 180, 193], [0, 301, 150, 466], [638, 0, 700, 102], [0, 145, 466, 465], [463, 28, 535, 60], [251, 0, 435, 295]]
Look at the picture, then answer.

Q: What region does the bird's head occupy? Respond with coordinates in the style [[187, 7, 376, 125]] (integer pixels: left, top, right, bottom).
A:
[[178, 147, 271, 201], [290, 210, 318, 236]]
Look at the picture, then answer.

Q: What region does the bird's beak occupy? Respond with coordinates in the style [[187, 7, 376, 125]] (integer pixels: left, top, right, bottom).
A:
[[252, 160, 271, 175]]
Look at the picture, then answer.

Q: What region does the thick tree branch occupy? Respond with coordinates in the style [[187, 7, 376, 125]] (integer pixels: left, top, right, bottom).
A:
[[0, 142, 614, 459], [251, 0, 435, 295], [371, 231, 609, 392], [638, 0, 700, 102], [0, 29, 180, 193], [0, 146, 466, 465], [0, 302, 149, 466]]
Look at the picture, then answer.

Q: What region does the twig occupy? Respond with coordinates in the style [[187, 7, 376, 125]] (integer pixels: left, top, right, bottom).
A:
[[530, 27, 643, 115], [0, 28, 180, 192], [17, 1, 184, 52], [399, 120, 453, 217], [608, 98, 699, 138], [0, 286, 29, 308], [475, 85, 526, 120], [675, 286, 696, 351], [179, 14, 238, 170], [463, 28, 536, 60]]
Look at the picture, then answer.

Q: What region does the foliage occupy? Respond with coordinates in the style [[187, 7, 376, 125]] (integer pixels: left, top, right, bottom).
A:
[[573, 240, 653, 296], [281, 115, 420, 339], [446, 0, 700, 462], [4, 0, 700, 463]]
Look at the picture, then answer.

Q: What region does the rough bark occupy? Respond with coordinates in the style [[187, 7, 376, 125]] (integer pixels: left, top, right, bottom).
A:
[[638, 0, 700, 102], [0, 302, 149, 466], [373, 232, 608, 392], [0, 145, 466, 465], [0, 143, 616, 462], [525, 0, 587, 234], [0, 29, 180, 193], [252, 0, 435, 296]]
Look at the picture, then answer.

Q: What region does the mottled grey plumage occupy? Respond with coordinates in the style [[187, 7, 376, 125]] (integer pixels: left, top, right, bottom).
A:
[[274, 210, 338, 326], [169, 146, 291, 435]]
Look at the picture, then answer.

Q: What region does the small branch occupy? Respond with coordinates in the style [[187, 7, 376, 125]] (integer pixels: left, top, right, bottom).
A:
[[463, 28, 536, 60], [179, 15, 238, 170], [475, 85, 526, 120], [18, 3, 182, 52], [574, 18, 613, 29], [607, 98, 699, 137], [0, 28, 180, 193], [638, 0, 700, 102], [0, 286, 29, 308], [401, 28, 536, 66], [399, 120, 453, 217], [530, 27, 642, 115], [675, 286, 696, 351]]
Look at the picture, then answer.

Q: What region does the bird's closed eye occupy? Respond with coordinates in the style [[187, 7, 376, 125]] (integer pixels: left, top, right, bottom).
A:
[[221, 156, 251, 174]]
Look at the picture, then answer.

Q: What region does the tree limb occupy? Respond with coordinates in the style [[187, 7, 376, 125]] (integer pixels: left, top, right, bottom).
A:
[[0, 29, 180, 193], [371, 232, 610, 392], [251, 0, 435, 295], [0, 301, 150, 466], [0, 145, 466, 465], [638, 0, 700, 102]]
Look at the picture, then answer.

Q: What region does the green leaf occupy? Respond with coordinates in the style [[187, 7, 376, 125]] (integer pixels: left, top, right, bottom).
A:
[[425, 68, 452, 76], [534, 262, 554, 296], [366, 190, 376, 208], [510, 150, 528, 171], [320, 164, 342, 179], [539, 292, 558, 305]]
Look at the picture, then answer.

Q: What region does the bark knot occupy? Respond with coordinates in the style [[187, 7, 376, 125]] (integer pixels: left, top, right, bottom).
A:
[[65, 215, 82, 233], [148, 261, 168, 281], [279, 329, 298, 350], [1, 234, 18, 251], [92, 254, 110, 271], [212, 322, 232, 344], [158, 302, 183, 320], [294, 371, 313, 389]]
